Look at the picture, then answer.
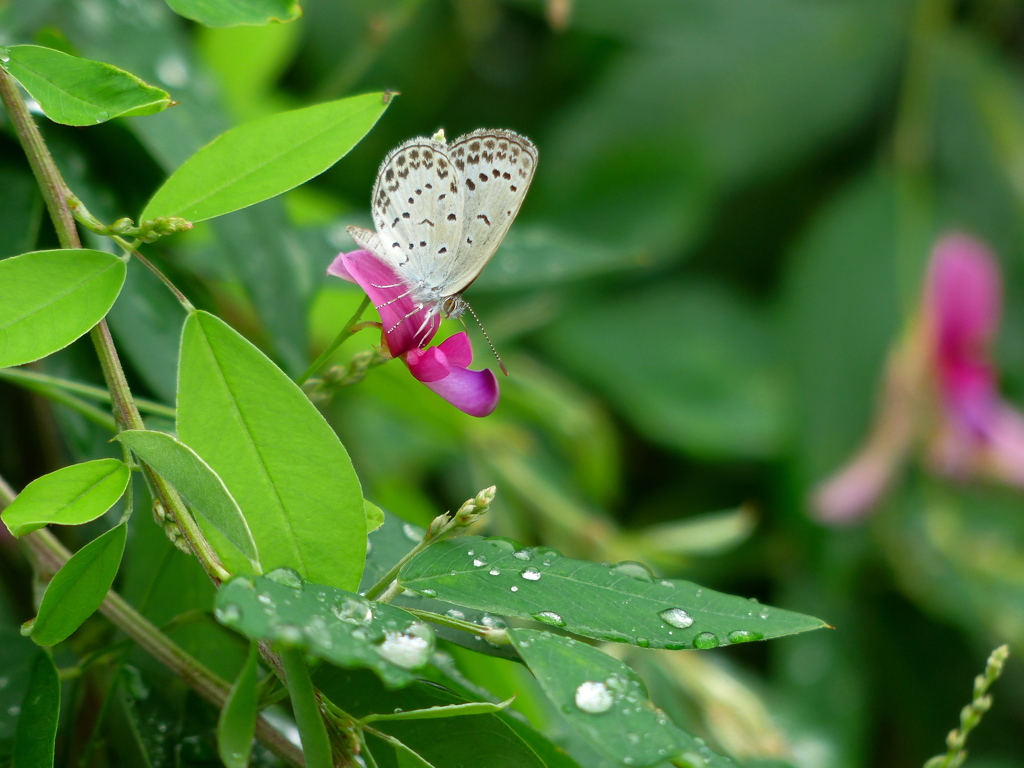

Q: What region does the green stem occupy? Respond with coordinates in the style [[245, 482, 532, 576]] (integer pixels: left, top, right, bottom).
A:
[[363, 535, 429, 601], [401, 607, 511, 644], [0, 66, 224, 583], [113, 236, 194, 311], [297, 296, 372, 385], [0, 370, 118, 431], [280, 648, 333, 768], [0, 367, 176, 419]]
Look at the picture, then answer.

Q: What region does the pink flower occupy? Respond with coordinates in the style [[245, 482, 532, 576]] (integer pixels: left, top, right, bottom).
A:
[[812, 233, 1024, 524], [327, 250, 499, 417]]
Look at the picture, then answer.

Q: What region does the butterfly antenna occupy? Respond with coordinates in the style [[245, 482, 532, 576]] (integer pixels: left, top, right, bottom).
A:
[[464, 302, 508, 376]]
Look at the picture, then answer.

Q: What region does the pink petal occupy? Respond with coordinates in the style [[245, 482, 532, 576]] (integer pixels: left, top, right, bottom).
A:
[[329, 250, 440, 357], [326, 252, 356, 283], [405, 345, 452, 383], [929, 233, 1002, 356], [812, 449, 901, 525], [980, 403, 1024, 486], [434, 332, 473, 369], [418, 365, 500, 418]]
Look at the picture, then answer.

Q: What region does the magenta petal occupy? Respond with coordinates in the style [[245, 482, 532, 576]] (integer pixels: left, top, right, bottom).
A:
[[435, 332, 473, 368], [335, 250, 440, 357], [929, 234, 1002, 352], [419, 365, 500, 417], [327, 252, 357, 283], [405, 345, 452, 383], [981, 403, 1024, 486]]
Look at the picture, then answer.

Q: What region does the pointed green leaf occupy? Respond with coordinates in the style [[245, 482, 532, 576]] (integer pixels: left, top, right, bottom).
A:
[[166, 0, 301, 27], [399, 536, 827, 650], [509, 629, 732, 768], [0, 249, 126, 367], [115, 429, 259, 567], [365, 499, 385, 534], [177, 311, 364, 588], [1, 459, 129, 537], [11, 651, 60, 768], [0, 45, 171, 126], [361, 697, 514, 724], [215, 571, 434, 689], [30, 523, 127, 647], [218, 644, 259, 768], [141, 92, 390, 222]]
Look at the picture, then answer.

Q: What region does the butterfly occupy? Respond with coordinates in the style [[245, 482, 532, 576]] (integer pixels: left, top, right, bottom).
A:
[[346, 128, 538, 338]]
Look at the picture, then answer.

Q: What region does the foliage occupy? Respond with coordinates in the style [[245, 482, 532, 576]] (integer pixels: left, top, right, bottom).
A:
[[0, 1, 1022, 768]]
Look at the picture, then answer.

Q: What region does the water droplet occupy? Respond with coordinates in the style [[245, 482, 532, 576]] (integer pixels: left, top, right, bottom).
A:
[[472, 558, 487, 567], [659, 608, 694, 629], [695, 588, 704, 597], [214, 603, 242, 624], [256, 593, 275, 608], [304, 615, 333, 648], [728, 630, 763, 644], [510, 585, 519, 592], [402, 523, 424, 542], [274, 624, 303, 645], [610, 561, 653, 582], [375, 623, 433, 669], [521, 567, 542, 581], [489, 538, 517, 554], [636, 637, 650, 648], [7, 705, 20, 716], [416, 588, 437, 598], [445, 609, 466, 621], [659, 579, 675, 588], [480, 614, 507, 630], [332, 597, 373, 624], [94, 110, 109, 123], [531, 611, 565, 627], [488, 569, 500, 576], [513, 549, 532, 561], [266, 568, 303, 590], [693, 632, 719, 649], [759, 607, 770, 619], [574, 681, 613, 713]]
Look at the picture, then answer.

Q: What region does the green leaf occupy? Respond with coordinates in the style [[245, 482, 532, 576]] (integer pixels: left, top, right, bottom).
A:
[[509, 629, 732, 768], [1, 459, 129, 537], [166, 0, 301, 27], [0, 45, 172, 126], [115, 429, 259, 567], [365, 499, 385, 534], [177, 311, 364, 588], [0, 627, 37, 742], [399, 536, 827, 650], [141, 92, 391, 223], [30, 523, 127, 646], [539, 281, 787, 459], [315, 666, 548, 768], [0, 249, 127, 368], [11, 651, 60, 768], [361, 698, 514, 724], [215, 570, 434, 689], [217, 644, 259, 768]]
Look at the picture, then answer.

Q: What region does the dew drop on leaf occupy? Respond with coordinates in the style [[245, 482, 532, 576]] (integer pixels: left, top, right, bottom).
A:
[[693, 632, 720, 649], [531, 611, 566, 627], [658, 608, 694, 629], [521, 567, 542, 581], [574, 681, 614, 714], [610, 561, 654, 582]]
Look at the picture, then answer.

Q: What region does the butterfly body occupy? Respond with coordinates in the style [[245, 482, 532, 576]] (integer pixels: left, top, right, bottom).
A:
[[347, 128, 537, 330]]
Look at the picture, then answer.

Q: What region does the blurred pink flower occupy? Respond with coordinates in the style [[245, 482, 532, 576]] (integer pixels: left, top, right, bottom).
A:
[[812, 233, 1024, 524], [327, 250, 499, 417]]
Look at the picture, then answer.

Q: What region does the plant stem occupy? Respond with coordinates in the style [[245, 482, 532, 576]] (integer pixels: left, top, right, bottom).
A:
[[363, 536, 428, 601], [113, 236, 194, 311], [0, 480, 304, 768], [401, 607, 511, 644], [0, 66, 225, 583], [0, 371, 118, 431], [297, 296, 372, 385], [280, 648, 333, 768], [0, 367, 176, 420]]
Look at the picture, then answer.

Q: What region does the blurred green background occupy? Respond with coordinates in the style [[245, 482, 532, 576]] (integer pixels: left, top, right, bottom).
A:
[[2, 0, 1024, 766]]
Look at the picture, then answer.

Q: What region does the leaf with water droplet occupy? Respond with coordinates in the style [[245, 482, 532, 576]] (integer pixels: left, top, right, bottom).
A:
[[0, 45, 172, 126], [509, 629, 734, 768], [398, 536, 827, 650], [215, 574, 433, 689]]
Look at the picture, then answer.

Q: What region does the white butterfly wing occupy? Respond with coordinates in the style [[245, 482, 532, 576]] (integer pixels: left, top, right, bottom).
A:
[[445, 129, 538, 295], [368, 138, 464, 288]]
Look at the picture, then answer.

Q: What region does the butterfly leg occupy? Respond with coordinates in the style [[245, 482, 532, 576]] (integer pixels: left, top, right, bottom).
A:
[[374, 287, 414, 310]]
